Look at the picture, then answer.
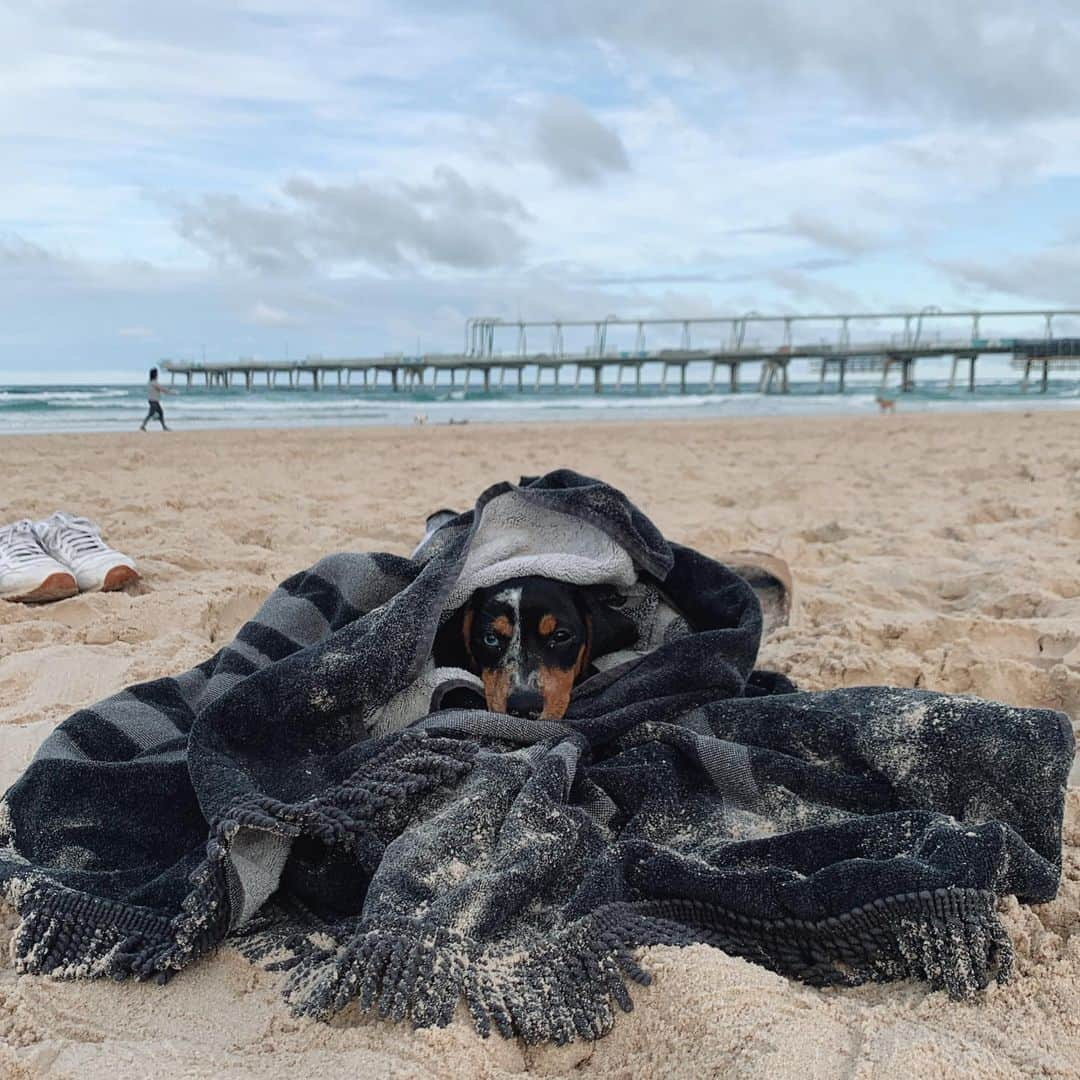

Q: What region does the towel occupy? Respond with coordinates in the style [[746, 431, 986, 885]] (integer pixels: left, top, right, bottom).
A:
[[0, 470, 1072, 1044]]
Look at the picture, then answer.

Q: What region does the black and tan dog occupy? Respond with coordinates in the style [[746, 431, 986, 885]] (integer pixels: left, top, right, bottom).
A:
[[440, 576, 638, 719]]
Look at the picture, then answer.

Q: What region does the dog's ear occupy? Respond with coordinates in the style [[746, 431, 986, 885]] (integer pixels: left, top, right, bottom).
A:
[[578, 587, 639, 662], [432, 602, 476, 673]]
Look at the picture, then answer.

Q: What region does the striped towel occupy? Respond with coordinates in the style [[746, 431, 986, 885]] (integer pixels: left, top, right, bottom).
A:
[[0, 470, 1073, 1044]]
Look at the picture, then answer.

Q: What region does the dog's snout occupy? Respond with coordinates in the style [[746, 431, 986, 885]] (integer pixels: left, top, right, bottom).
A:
[[506, 689, 544, 719]]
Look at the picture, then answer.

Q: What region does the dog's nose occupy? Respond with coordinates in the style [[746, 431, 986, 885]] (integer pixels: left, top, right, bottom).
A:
[[506, 689, 544, 719]]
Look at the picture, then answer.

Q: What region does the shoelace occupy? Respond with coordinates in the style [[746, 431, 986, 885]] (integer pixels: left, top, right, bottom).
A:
[[0, 521, 48, 564], [46, 517, 108, 558]]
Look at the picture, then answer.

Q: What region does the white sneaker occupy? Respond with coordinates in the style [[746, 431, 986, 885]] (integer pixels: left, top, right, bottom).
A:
[[0, 520, 79, 602], [33, 512, 139, 593]]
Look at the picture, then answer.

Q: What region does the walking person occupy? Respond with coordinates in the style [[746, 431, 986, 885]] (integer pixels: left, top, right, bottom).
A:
[[140, 367, 175, 431]]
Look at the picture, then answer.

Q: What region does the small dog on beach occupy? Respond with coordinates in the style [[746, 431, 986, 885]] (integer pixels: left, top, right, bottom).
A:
[[413, 412, 429, 425], [439, 576, 638, 719], [874, 395, 897, 414]]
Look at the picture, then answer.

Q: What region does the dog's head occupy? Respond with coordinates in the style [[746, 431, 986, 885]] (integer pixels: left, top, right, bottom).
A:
[[457, 576, 638, 719]]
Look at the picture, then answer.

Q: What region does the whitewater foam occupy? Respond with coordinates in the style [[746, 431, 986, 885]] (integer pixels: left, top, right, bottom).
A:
[[1, 378, 1079, 435]]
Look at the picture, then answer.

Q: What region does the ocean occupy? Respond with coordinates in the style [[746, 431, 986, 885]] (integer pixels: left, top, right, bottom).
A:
[[2, 362, 1079, 434]]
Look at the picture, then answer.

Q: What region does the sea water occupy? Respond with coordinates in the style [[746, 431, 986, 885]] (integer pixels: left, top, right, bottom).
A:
[[2, 362, 1078, 435]]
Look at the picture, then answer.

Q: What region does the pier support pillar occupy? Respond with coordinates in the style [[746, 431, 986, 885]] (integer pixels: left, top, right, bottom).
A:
[[534, 366, 542, 391], [881, 355, 894, 389], [1021, 357, 1031, 391], [553, 365, 560, 388], [680, 364, 687, 393], [392, 368, 399, 392], [1042, 360, 1049, 392], [636, 364, 642, 391], [838, 359, 846, 393], [574, 365, 582, 390], [484, 368, 491, 393], [760, 361, 788, 393], [730, 362, 738, 393], [969, 355, 977, 392], [660, 363, 668, 391], [593, 366, 603, 394], [517, 368, 523, 392], [187, 373, 193, 388], [708, 362, 717, 392]]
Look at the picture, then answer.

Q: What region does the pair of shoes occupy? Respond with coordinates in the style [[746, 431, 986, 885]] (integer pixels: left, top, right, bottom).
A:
[[0, 513, 139, 603]]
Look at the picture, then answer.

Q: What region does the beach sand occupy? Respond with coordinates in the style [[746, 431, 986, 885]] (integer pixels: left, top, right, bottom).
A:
[[2, 410, 1079, 1078]]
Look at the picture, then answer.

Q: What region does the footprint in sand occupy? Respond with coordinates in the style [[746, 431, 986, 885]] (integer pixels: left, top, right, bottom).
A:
[[200, 589, 269, 645], [799, 522, 852, 544]]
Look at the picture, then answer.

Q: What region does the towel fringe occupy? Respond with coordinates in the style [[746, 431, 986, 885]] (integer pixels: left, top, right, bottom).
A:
[[236, 886, 1011, 1045], [3, 733, 478, 984], [629, 888, 1013, 998]]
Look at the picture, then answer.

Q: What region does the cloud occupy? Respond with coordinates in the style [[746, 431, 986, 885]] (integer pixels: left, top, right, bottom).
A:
[[533, 97, 630, 185], [478, 1, 1080, 123], [176, 197, 310, 275], [784, 213, 883, 256], [12, 0, 1080, 380], [766, 267, 866, 310], [0, 233, 60, 269], [118, 326, 154, 338], [176, 167, 531, 274], [937, 245, 1080, 306]]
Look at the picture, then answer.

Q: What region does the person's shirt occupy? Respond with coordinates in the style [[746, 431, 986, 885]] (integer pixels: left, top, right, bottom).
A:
[[148, 379, 162, 402]]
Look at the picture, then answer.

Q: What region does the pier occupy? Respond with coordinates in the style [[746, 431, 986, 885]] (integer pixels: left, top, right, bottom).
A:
[[162, 308, 1080, 395]]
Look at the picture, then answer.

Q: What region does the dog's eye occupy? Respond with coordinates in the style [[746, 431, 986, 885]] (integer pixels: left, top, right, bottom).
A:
[[549, 628, 574, 646], [482, 631, 501, 649]]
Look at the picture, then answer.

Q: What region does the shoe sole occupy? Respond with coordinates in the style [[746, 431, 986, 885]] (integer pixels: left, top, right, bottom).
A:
[[3, 572, 80, 604], [102, 565, 140, 592]]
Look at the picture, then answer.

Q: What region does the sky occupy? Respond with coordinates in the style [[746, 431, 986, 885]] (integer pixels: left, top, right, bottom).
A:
[[5, 0, 1080, 381]]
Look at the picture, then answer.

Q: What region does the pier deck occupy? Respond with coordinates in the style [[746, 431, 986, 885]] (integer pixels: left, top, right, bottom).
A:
[[161, 309, 1080, 395]]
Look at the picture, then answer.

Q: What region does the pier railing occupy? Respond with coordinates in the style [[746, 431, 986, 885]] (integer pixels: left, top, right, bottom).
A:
[[161, 309, 1080, 395]]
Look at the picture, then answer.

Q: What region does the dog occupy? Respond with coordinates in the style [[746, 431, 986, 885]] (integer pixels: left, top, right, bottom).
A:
[[437, 576, 638, 719], [874, 394, 896, 414]]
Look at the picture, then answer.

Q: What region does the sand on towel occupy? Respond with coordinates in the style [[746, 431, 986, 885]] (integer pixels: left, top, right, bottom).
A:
[[1, 410, 1078, 1078]]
